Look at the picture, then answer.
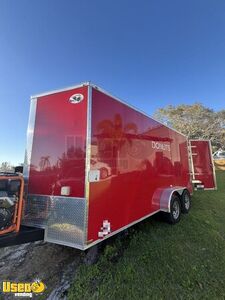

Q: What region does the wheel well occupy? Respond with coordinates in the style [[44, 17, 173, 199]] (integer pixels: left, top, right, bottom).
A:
[[159, 187, 188, 213]]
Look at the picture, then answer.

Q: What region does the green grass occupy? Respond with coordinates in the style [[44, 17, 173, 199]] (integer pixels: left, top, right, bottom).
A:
[[69, 171, 225, 300]]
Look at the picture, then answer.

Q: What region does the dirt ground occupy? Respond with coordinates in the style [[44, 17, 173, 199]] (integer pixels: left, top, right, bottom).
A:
[[0, 241, 83, 299]]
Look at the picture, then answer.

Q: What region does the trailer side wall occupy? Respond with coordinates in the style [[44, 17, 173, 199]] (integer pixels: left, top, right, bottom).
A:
[[87, 88, 191, 242]]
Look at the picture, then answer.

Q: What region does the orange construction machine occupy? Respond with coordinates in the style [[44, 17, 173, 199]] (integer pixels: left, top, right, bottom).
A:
[[0, 173, 24, 235], [0, 173, 44, 247]]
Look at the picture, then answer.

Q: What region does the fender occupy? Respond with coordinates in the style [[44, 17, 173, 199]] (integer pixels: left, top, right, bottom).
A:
[[153, 186, 187, 213]]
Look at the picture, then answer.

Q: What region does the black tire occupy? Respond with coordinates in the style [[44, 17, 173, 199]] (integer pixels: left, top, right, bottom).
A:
[[181, 189, 191, 214], [166, 194, 181, 224]]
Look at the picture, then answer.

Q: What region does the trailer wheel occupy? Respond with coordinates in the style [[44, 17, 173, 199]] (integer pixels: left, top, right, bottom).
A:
[[181, 190, 191, 214], [166, 194, 181, 224]]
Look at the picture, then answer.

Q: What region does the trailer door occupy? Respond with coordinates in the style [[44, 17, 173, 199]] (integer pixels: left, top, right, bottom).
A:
[[189, 140, 217, 190]]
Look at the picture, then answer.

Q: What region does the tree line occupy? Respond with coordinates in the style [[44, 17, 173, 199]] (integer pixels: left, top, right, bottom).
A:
[[154, 103, 225, 151]]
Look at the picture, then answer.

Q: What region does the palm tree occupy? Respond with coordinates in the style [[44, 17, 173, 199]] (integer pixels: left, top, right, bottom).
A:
[[39, 156, 51, 171], [96, 114, 138, 174]]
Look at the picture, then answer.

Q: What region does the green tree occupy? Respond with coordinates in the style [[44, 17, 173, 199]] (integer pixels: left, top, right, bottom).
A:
[[154, 103, 225, 150]]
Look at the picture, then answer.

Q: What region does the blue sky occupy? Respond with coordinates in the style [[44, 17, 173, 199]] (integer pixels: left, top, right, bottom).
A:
[[0, 0, 225, 165]]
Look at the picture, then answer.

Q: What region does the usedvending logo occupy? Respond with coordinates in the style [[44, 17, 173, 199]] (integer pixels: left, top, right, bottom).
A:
[[2, 279, 46, 298], [69, 93, 84, 104]]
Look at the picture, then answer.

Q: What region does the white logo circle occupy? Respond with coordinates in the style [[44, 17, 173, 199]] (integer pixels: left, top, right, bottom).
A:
[[69, 93, 84, 104]]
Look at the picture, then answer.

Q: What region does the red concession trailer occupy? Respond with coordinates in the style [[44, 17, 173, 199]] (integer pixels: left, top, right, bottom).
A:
[[20, 82, 216, 250]]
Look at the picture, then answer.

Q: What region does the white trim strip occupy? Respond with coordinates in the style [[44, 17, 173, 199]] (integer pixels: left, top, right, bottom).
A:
[[84, 85, 92, 244]]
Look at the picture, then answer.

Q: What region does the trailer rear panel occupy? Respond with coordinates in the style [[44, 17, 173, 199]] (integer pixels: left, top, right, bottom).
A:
[[23, 85, 89, 248]]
